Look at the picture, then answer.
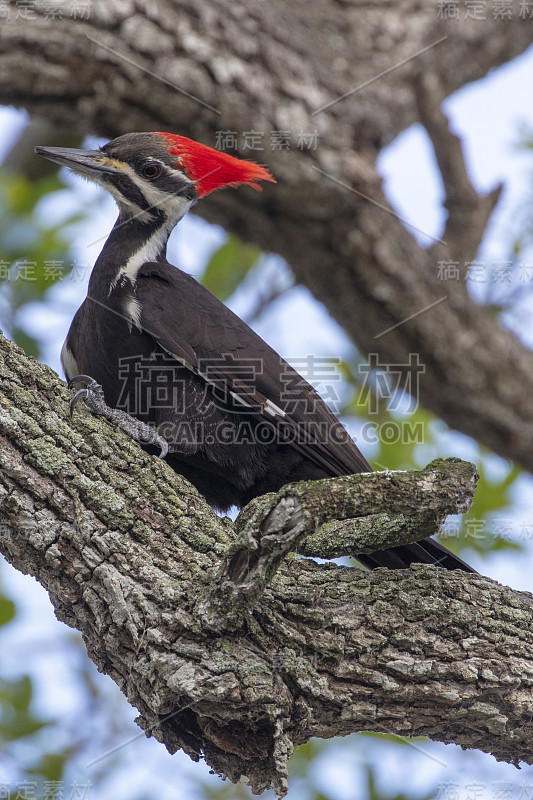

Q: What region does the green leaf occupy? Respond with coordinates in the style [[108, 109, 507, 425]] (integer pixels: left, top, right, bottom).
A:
[[0, 675, 49, 742], [440, 458, 523, 557], [201, 235, 261, 301], [0, 595, 16, 626], [27, 752, 68, 781], [11, 328, 40, 360], [0, 167, 86, 360]]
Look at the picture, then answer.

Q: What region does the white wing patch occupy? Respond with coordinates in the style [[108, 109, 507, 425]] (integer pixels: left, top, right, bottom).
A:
[[60, 340, 79, 382], [264, 399, 286, 418], [123, 295, 143, 331], [159, 344, 286, 418]]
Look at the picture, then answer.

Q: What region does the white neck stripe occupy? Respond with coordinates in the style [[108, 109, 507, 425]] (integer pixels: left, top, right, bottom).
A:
[[109, 220, 173, 291]]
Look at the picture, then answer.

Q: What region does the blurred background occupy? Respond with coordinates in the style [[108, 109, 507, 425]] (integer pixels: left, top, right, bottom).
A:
[[0, 43, 533, 800]]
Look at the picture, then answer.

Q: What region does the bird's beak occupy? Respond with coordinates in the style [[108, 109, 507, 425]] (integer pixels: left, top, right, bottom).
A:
[[35, 146, 123, 179]]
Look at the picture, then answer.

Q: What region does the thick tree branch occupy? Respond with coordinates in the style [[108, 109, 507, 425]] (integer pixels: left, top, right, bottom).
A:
[[299, 510, 445, 559], [197, 459, 477, 632], [1, 332, 533, 797]]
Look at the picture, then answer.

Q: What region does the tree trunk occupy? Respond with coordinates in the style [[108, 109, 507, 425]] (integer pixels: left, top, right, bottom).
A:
[[1, 332, 533, 797], [0, 0, 532, 468]]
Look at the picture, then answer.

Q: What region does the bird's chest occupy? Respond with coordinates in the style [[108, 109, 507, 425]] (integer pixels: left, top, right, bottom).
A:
[[65, 283, 155, 402], [77, 284, 208, 423], [97, 281, 147, 344]]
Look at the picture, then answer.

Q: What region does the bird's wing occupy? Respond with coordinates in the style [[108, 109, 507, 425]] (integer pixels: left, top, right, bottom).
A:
[[136, 261, 371, 476]]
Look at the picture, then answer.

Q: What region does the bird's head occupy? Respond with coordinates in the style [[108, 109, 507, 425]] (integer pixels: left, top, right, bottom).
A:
[[35, 132, 275, 223]]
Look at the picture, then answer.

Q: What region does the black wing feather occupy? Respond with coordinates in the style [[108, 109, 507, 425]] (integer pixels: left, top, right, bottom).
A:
[[135, 260, 474, 574], [136, 260, 371, 477]]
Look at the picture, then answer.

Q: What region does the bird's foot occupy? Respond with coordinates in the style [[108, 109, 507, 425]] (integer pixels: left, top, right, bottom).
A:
[[68, 375, 169, 459]]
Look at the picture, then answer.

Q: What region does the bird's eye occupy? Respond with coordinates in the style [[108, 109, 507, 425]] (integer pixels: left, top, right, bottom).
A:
[[141, 162, 162, 179]]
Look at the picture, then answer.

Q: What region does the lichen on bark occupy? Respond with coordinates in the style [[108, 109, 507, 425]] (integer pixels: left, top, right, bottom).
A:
[[1, 331, 533, 796]]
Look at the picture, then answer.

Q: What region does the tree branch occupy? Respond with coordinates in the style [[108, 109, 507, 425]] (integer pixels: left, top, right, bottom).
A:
[[197, 459, 477, 632], [1, 332, 533, 797], [414, 70, 503, 269]]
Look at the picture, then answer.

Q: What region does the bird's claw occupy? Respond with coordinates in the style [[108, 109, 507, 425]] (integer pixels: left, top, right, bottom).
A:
[[67, 373, 168, 459], [67, 375, 105, 417], [70, 388, 89, 416], [67, 374, 99, 391]]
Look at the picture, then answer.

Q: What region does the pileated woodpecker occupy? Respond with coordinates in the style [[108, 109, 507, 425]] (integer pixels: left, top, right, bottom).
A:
[[36, 132, 472, 572]]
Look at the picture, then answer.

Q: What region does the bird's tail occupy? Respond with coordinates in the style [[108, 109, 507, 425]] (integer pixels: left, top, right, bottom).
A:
[[356, 537, 475, 572]]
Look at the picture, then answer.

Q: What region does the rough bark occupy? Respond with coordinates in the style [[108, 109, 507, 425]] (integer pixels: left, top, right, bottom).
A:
[[0, 1, 532, 471], [2, 331, 533, 797]]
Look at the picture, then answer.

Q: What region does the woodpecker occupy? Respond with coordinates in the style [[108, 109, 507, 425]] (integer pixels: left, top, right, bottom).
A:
[[35, 132, 473, 572]]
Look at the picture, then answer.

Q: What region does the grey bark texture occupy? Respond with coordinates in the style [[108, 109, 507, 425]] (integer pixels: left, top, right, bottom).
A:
[[1, 331, 533, 798], [0, 1, 532, 469]]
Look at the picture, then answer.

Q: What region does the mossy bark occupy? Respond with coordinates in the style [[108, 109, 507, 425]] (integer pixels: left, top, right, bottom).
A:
[[1, 332, 532, 796]]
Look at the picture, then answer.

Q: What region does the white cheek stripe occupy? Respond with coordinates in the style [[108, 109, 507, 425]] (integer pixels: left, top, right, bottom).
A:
[[114, 161, 194, 223], [107, 162, 194, 291]]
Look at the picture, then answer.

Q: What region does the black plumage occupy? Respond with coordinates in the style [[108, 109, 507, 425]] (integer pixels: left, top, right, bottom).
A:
[[35, 133, 473, 573]]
